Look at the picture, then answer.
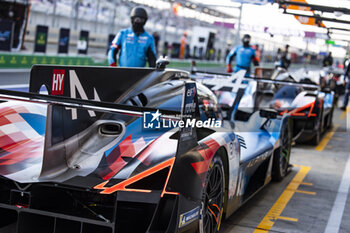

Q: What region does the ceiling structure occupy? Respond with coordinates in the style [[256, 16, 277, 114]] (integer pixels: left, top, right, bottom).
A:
[[276, 0, 350, 42]]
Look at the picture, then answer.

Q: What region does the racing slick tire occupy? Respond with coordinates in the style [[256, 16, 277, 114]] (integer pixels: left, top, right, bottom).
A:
[[327, 106, 334, 129], [311, 127, 321, 146], [272, 119, 292, 181], [310, 106, 323, 145], [198, 154, 225, 233]]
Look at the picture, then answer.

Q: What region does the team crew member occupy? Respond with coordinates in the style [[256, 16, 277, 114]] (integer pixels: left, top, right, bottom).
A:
[[179, 32, 187, 59], [226, 34, 259, 76], [322, 52, 334, 67], [108, 7, 157, 67], [280, 44, 291, 69], [341, 62, 350, 111]]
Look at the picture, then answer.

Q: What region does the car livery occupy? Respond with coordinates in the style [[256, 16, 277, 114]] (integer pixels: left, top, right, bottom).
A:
[[192, 69, 334, 145], [0, 65, 292, 233]]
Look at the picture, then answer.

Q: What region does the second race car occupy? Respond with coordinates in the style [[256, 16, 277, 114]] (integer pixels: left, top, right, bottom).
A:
[[192, 69, 334, 145]]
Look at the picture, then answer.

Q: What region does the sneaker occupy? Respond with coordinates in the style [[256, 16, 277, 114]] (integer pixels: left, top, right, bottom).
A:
[[340, 106, 347, 111]]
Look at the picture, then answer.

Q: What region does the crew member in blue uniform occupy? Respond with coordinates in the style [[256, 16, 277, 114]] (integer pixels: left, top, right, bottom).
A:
[[108, 7, 157, 67], [226, 34, 259, 76]]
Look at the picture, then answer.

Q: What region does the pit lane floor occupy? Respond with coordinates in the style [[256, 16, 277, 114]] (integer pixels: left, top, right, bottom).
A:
[[1, 68, 349, 233], [221, 107, 350, 233]]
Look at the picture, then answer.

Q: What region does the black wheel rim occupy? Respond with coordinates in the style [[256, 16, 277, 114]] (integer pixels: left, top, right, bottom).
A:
[[280, 126, 291, 176], [203, 164, 224, 233]]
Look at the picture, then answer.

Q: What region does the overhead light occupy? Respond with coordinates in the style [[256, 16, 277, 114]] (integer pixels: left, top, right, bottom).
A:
[[203, 8, 209, 13], [191, 4, 196, 9]]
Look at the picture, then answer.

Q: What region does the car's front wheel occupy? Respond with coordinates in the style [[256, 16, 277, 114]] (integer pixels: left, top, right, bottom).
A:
[[198, 155, 225, 233]]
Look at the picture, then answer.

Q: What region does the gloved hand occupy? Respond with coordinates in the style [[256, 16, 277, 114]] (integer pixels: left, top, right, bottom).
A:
[[110, 62, 117, 67], [227, 64, 233, 73]]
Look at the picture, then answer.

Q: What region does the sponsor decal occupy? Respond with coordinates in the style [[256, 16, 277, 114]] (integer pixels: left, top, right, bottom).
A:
[[246, 151, 271, 168], [179, 207, 200, 228], [36, 32, 47, 45], [59, 36, 69, 46], [0, 30, 11, 41], [126, 33, 135, 43], [66, 70, 101, 119], [78, 30, 89, 54], [180, 83, 198, 140], [51, 69, 65, 95], [77, 40, 87, 50], [196, 70, 248, 93], [138, 36, 148, 43], [126, 37, 135, 43], [34, 25, 48, 53]]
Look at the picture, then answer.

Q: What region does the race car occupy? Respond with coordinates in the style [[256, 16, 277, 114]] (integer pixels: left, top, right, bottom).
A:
[[289, 66, 344, 104], [192, 69, 334, 145], [0, 65, 292, 233]]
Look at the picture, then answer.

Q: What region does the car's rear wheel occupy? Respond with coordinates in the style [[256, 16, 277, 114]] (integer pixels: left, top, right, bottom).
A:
[[327, 104, 334, 129], [310, 106, 323, 145], [272, 121, 291, 181], [310, 124, 321, 145], [199, 155, 225, 233]]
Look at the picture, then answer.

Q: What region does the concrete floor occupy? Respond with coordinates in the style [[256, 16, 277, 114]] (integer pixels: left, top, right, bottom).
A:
[[221, 108, 350, 233]]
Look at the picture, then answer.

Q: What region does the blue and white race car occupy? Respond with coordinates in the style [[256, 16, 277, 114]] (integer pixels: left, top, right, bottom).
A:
[[0, 65, 292, 233], [192, 69, 334, 145]]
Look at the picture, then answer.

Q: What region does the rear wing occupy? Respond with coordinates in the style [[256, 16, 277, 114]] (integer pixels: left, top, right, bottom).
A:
[[29, 65, 155, 103], [192, 69, 320, 90], [29, 65, 190, 104]]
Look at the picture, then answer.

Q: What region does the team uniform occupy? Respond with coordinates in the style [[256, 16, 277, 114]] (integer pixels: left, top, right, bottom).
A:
[[108, 28, 156, 67], [226, 45, 257, 76]]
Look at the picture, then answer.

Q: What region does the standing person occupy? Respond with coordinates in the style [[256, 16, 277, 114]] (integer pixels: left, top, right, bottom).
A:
[[108, 7, 157, 67], [226, 34, 259, 76], [340, 62, 350, 111], [179, 32, 187, 59], [343, 54, 350, 69], [322, 52, 333, 67], [276, 48, 282, 63], [252, 44, 261, 63], [280, 44, 291, 69]]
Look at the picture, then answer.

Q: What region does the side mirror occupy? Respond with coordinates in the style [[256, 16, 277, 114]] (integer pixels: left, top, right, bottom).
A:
[[260, 109, 278, 119], [156, 56, 170, 70]]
